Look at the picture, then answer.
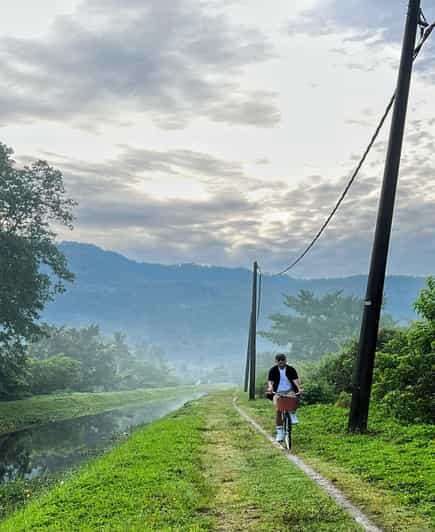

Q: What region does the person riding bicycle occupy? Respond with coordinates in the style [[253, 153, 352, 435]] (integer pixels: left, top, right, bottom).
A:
[[266, 353, 304, 442]]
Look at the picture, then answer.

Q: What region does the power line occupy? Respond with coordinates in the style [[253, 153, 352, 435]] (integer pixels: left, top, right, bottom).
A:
[[272, 19, 434, 278]]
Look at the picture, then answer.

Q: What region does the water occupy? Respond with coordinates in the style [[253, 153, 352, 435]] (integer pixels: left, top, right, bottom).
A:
[[0, 393, 204, 484]]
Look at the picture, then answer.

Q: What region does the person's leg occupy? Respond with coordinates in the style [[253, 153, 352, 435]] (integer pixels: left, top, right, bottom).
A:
[[275, 409, 284, 441]]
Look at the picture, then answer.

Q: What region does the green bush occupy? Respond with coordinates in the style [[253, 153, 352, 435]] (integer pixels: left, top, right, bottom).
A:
[[335, 391, 351, 408], [27, 355, 81, 394], [300, 380, 336, 405]]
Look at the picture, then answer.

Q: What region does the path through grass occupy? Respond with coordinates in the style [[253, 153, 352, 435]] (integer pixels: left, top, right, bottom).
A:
[[1, 393, 364, 531], [239, 393, 434, 531]]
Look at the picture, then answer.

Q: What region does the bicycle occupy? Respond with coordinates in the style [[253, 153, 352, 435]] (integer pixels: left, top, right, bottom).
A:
[[273, 392, 300, 450]]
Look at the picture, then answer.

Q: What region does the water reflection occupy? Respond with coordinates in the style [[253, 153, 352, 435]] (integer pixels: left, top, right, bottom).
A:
[[0, 394, 203, 483]]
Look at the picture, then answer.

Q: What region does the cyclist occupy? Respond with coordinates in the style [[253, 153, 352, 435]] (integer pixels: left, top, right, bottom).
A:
[[266, 353, 304, 442]]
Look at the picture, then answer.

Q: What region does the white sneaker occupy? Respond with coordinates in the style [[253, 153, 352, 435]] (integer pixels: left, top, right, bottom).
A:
[[275, 427, 284, 442], [290, 413, 299, 425]]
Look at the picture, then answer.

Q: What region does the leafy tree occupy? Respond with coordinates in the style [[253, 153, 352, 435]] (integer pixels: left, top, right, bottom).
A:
[[27, 355, 81, 394], [261, 289, 396, 360], [27, 325, 178, 392], [0, 142, 76, 356], [372, 277, 435, 423], [315, 329, 400, 396], [28, 325, 116, 391], [261, 290, 362, 359]]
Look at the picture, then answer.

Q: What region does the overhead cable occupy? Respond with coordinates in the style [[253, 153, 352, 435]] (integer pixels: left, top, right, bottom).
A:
[[272, 19, 434, 277]]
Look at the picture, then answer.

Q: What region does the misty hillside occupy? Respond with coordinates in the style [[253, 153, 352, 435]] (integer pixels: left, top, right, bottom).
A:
[[43, 242, 427, 361]]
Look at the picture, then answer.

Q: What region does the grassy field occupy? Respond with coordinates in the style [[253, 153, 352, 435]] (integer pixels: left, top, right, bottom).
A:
[[0, 385, 205, 436], [1, 393, 363, 531], [239, 394, 435, 531]]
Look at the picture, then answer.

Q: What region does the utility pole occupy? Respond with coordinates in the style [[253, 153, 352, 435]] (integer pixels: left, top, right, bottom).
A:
[[348, 0, 420, 432], [249, 261, 258, 400], [244, 318, 251, 392]]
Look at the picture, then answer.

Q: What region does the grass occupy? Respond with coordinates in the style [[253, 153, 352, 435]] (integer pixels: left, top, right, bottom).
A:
[[1, 393, 364, 531], [0, 402, 213, 531], [0, 385, 205, 435], [201, 394, 362, 531], [239, 393, 435, 531]]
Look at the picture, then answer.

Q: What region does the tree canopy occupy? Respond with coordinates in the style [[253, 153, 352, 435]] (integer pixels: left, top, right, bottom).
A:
[[0, 142, 76, 353]]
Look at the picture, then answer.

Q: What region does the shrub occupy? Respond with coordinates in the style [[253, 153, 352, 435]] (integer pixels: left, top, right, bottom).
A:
[[300, 381, 336, 405], [335, 391, 351, 408], [27, 355, 81, 394]]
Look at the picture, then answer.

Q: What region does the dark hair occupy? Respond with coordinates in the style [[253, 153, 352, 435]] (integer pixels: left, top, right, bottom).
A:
[[275, 353, 287, 361]]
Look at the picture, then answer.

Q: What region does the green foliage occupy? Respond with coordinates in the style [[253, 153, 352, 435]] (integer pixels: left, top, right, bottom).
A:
[[27, 355, 81, 394], [371, 277, 435, 424], [414, 276, 435, 320], [261, 290, 381, 360], [300, 380, 336, 405], [335, 391, 351, 408], [27, 325, 177, 393], [0, 143, 76, 398], [0, 143, 76, 351], [28, 325, 116, 392]]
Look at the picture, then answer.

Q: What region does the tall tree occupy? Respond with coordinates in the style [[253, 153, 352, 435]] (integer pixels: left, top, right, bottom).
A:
[[0, 142, 76, 354], [261, 290, 395, 360]]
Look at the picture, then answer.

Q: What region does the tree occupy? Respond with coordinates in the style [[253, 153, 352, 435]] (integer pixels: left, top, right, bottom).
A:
[[0, 142, 76, 355], [28, 325, 116, 391], [261, 289, 396, 360], [372, 277, 435, 423], [261, 290, 363, 359], [27, 354, 81, 394]]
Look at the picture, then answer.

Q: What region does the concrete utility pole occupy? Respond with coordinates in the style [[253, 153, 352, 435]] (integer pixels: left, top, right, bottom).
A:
[[348, 0, 421, 432], [248, 261, 258, 400]]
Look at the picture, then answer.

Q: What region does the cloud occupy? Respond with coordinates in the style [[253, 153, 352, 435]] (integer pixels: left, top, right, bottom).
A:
[[291, 1, 435, 43], [38, 121, 435, 277], [288, 0, 435, 82], [0, 0, 279, 130]]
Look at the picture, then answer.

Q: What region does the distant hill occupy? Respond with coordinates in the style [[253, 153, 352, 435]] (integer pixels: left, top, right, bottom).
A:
[[42, 242, 427, 362]]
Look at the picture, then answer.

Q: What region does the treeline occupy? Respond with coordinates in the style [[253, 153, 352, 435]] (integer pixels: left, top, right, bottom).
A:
[[1, 325, 177, 399], [259, 278, 435, 424]]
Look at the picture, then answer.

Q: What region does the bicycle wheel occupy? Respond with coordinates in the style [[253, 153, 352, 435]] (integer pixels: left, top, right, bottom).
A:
[[284, 412, 292, 450]]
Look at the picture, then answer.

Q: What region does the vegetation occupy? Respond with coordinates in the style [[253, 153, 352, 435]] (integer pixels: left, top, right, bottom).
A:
[[260, 289, 395, 360], [1, 394, 363, 531], [0, 143, 76, 398], [0, 385, 201, 435], [240, 395, 434, 531], [1, 324, 178, 399], [1, 402, 212, 532], [290, 277, 435, 423]]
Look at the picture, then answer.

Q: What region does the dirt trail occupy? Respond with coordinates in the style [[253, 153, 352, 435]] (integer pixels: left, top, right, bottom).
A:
[[202, 397, 263, 531], [200, 394, 363, 532]]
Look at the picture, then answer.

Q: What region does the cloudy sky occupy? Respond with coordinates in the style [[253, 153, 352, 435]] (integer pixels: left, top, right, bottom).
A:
[[1, 0, 434, 277]]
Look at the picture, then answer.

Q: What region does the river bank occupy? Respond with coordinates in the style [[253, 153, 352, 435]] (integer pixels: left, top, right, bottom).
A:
[[0, 385, 206, 436]]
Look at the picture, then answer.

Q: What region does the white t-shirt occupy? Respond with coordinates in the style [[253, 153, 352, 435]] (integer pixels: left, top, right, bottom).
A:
[[277, 367, 293, 392]]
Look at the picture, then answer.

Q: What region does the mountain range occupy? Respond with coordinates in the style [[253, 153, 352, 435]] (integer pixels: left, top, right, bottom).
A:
[[42, 242, 428, 362]]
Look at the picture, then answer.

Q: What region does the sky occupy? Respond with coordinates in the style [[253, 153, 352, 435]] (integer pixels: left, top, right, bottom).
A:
[[1, 0, 434, 277]]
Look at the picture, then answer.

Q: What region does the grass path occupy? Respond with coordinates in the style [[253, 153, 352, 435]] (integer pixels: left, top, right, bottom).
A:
[[201, 394, 361, 531], [239, 394, 434, 532], [1, 392, 364, 531]]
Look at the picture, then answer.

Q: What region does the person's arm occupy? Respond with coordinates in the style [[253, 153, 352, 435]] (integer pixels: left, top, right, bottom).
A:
[[267, 368, 274, 393], [294, 378, 304, 393]]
